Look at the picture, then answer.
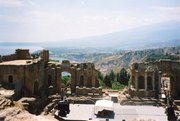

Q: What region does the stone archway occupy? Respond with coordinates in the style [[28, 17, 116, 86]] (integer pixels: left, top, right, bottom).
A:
[[57, 67, 76, 94], [61, 71, 72, 93], [48, 60, 100, 95]]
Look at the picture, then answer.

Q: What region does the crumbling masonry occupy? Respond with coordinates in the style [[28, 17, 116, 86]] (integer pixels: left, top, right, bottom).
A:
[[0, 49, 101, 98], [129, 60, 180, 99]]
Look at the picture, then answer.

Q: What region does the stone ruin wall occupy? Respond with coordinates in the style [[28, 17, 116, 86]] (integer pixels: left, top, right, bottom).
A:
[[0, 49, 101, 97], [1, 49, 31, 62], [1, 54, 17, 62], [129, 59, 180, 99], [23, 60, 46, 96], [46, 61, 101, 95], [0, 65, 24, 91], [0, 49, 49, 97]]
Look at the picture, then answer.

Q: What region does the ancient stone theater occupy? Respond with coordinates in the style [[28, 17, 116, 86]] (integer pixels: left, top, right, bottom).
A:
[[129, 59, 180, 99], [0, 49, 101, 98]]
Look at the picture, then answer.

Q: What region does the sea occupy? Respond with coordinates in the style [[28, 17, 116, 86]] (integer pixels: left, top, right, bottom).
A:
[[0, 45, 44, 55]]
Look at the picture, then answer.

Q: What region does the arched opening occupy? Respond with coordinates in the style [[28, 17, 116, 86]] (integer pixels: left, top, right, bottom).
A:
[[48, 75, 52, 86], [147, 76, 153, 90], [34, 81, 39, 95], [161, 73, 175, 97], [138, 76, 145, 89], [80, 75, 84, 87], [8, 75, 13, 83], [61, 71, 71, 93]]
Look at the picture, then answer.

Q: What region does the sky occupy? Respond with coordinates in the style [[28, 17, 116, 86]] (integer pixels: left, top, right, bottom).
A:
[[0, 0, 180, 43]]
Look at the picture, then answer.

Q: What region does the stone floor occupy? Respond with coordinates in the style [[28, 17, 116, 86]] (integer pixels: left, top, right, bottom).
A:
[[59, 103, 168, 121]]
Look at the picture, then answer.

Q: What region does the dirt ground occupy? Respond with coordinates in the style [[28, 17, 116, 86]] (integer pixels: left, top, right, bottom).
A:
[[0, 106, 58, 121]]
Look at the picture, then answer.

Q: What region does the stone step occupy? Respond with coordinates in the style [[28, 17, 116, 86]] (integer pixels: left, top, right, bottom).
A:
[[6, 101, 12, 106], [0, 100, 5, 106], [21, 102, 29, 110], [2, 101, 9, 107], [0, 98, 3, 101], [0, 106, 4, 110]]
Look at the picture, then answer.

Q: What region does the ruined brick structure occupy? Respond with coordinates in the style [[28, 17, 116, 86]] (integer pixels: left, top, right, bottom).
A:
[[0, 49, 101, 97], [0, 49, 49, 97], [46, 60, 101, 95], [129, 59, 180, 99]]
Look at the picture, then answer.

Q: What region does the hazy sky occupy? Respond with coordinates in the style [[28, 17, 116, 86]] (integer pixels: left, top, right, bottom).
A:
[[0, 0, 180, 42]]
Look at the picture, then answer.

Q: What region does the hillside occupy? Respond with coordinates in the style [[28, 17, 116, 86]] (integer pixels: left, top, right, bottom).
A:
[[47, 46, 180, 74], [95, 46, 180, 74]]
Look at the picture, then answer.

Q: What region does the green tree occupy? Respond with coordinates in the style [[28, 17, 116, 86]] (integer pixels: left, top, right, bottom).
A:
[[116, 72, 120, 82], [109, 70, 116, 82], [119, 68, 129, 85], [112, 81, 125, 90], [104, 75, 111, 87], [61, 76, 71, 87], [98, 72, 105, 87]]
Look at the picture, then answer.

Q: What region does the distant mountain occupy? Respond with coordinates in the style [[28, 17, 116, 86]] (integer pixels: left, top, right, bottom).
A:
[[56, 21, 180, 49]]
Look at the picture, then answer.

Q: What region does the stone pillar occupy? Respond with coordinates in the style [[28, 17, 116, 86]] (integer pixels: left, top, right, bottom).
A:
[[56, 67, 61, 92], [129, 74, 133, 88], [145, 72, 147, 91], [135, 72, 138, 91], [71, 72, 76, 94], [57, 77, 61, 92], [158, 72, 162, 93], [76, 71, 80, 86], [152, 72, 155, 91]]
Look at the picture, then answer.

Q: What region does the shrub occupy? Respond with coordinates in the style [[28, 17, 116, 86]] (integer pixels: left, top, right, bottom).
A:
[[111, 81, 125, 90]]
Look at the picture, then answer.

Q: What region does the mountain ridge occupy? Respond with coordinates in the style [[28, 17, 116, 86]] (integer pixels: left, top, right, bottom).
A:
[[54, 21, 180, 49]]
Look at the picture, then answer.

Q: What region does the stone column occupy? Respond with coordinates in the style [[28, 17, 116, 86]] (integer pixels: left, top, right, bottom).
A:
[[152, 72, 155, 91], [135, 72, 138, 91], [71, 72, 76, 94], [158, 72, 162, 93], [129, 74, 133, 88], [145, 72, 147, 91], [56, 67, 61, 92], [76, 71, 80, 86]]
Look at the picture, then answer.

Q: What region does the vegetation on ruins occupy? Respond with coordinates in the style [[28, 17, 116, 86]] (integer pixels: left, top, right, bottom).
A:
[[99, 68, 129, 90], [49, 59, 59, 62], [31, 53, 40, 59], [61, 76, 71, 88]]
